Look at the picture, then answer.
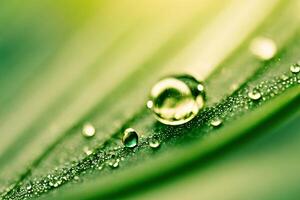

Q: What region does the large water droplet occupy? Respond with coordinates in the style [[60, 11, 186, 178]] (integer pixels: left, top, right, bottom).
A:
[[122, 128, 138, 148], [250, 37, 277, 60], [82, 123, 96, 137], [290, 63, 300, 74], [147, 74, 205, 125]]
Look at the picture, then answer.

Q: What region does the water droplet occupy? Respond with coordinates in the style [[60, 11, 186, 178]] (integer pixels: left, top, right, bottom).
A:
[[210, 118, 222, 127], [148, 74, 205, 125], [146, 100, 153, 109], [107, 159, 120, 168], [97, 164, 104, 170], [82, 123, 96, 137], [290, 63, 300, 74], [281, 74, 289, 81], [197, 84, 205, 92], [149, 138, 160, 148], [53, 182, 60, 188], [26, 185, 32, 190], [83, 146, 93, 155], [122, 128, 139, 148], [250, 37, 277, 60], [73, 176, 79, 181], [248, 89, 262, 100]]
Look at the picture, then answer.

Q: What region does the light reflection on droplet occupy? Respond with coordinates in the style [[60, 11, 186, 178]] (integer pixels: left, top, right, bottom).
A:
[[197, 84, 205, 92], [147, 100, 154, 109]]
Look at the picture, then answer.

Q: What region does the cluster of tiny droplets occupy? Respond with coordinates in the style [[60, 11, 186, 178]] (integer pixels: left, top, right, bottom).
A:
[[2, 65, 299, 200]]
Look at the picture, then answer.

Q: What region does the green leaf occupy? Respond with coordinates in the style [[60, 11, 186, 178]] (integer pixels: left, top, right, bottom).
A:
[[0, 0, 299, 199]]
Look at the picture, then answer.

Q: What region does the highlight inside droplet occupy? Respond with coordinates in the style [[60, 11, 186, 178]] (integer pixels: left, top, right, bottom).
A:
[[148, 74, 205, 125]]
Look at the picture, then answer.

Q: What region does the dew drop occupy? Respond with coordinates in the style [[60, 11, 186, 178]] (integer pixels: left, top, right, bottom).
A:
[[248, 89, 262, 100], [82, 123, 96, 137], [281, 74, 289, 81], [53, 182, 59, 188], [210, 118, 222, 127], [147, 100, 154, 109], [197, 84, 205, 92], [83, 146, 93, 155], [290, 63, 300, 74], [73, 176, 79, 181], [149, 138, 160, 148], [97, 164, 104, 170], [122, 128, 139, 148], [148, 74, 205, 125], [107, 159, 120, 168], [250, 37, 277, 60]]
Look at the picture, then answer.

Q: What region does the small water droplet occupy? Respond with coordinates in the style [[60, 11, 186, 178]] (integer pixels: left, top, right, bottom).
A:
[[83, 146, 93, 155], [147, 100, 154, 109], [26, 185, 32, 190], [290, 63, 300, 74], [248, 89, 262, 100], [281, 74, 289, 81], [122, 128, 139, 148], [197, 83, 205, 92], [149, 138, 160, 148], [74, 176, 79, 181], [107, 159, 120, 168], [82, 123, 96, 137], [97, 164, 104, 170], [148, 74, 205, 125], [250, 37, 277, 60], [210, 118, 222, 127]]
